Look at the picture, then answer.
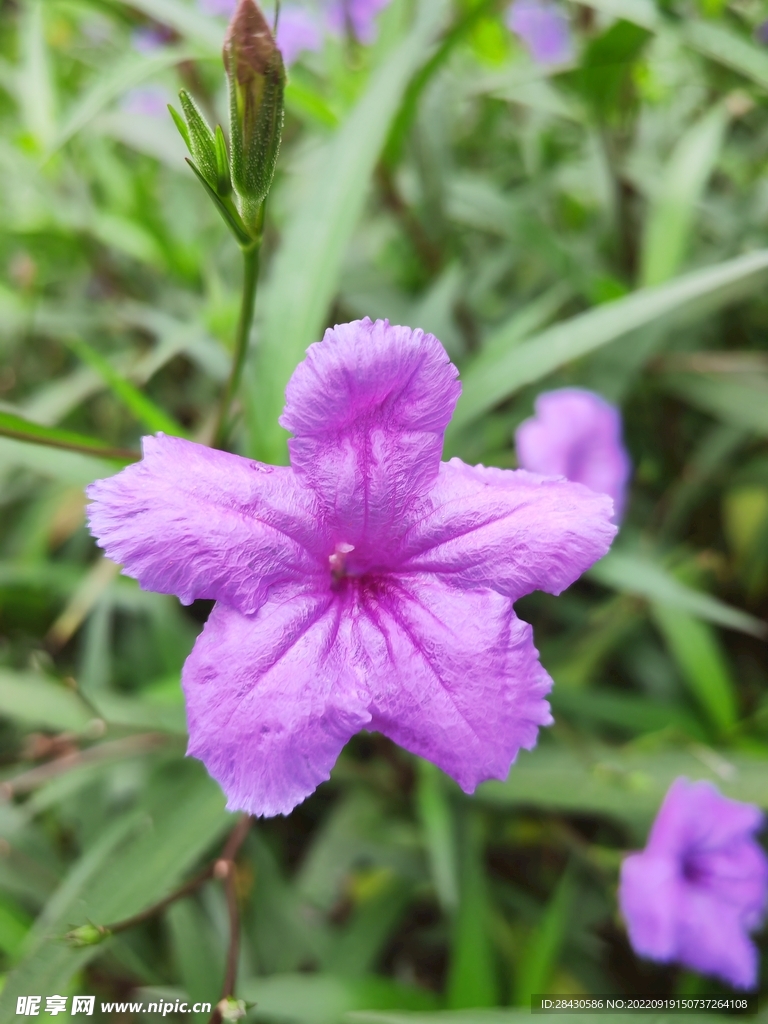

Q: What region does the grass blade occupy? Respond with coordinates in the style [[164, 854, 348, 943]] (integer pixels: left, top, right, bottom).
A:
[[589, 548, 766, 637], [0, 410, 138, 463], [640, 105, 728, 286], [448, 249, 768, 438], [64, 337, 187, 437]]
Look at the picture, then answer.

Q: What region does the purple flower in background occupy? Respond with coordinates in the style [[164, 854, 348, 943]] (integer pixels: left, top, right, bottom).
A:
[[276, 6, 323, 66], [87, 319, 615, 817], [327, 0, 390, 44], [620, 778, 768, 989], [131, 24, 174, 53], [756, 21, 768, 46], [515, 388, 631, 522], [198, 0, 237, 15], [120, 86, 171, 118], [506, 0, 573, 65]]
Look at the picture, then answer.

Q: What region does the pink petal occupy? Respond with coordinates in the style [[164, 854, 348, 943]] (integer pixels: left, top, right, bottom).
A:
[[675, 886, 759, 989], [619, 853, 679, 961], [183, 593, 372, 817], [648, 779, 764, 859], [516, 388, 631, 521], [398, 458, 616, 599], [87, 434, 328, 614], [347, 573, 553, 792], [280, 319, 461, 571]]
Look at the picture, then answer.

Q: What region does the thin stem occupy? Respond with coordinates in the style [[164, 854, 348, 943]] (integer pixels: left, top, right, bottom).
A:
[[212, 241, 261, 449], [210, 815, 253, 1024], [88, 814, 252, 942], [0, 424, 138, 463], [106, 863, 215, 936]]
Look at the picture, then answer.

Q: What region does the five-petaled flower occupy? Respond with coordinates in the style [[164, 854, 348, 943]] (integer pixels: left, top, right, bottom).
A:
[[619, 777, 768, 990], [87, 319, 616, 816], [515, 387, 631, 523]]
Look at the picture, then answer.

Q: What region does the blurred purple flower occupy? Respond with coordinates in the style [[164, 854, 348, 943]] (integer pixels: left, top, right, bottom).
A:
[[131, 24, 174, 53], [120, 85, 171, 118], [327, 0, 390, 44], [506, 0, 573, 65], [620, 778, 768, 989], [755, 20, 768, 46], [276, 6, 323, 65], [515, 388, 631, 522], [86, 319, 615, 817], [198, 0, 237, 15]]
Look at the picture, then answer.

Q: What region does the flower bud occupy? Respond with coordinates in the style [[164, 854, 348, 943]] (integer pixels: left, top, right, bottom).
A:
[[224, 0, 285, 220], [216, 997, 247, 1022], [65, 923, 110, 948]]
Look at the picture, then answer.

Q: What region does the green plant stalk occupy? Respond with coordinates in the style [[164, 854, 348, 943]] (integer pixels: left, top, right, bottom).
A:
[[212, 239, 262, 449]]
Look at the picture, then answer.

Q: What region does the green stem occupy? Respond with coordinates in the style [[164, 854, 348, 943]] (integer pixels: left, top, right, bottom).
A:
[[212, 240, 261, 449]]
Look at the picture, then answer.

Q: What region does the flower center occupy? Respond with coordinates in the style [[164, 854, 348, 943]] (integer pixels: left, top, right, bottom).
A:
[[681, 854, 706, 886], [329, 542, 355, 584]]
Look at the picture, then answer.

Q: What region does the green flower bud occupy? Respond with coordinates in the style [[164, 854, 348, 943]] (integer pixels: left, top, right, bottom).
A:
[[65, 923, 110, 948], [224, 0, 285, 221]]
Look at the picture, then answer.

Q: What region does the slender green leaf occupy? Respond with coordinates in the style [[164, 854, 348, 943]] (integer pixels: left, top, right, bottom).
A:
[[448, 249, 768, 438], [325, 879, 412, 978], [588, 548, 766, 637], [681, 20, 768, 91], [50, 47, 194, 155], [477, 740, 768, 833], [64, 337, 187, 437], [0, 669, 93, 732], [582, 0, 768, 91], [0, 411, 137, 463], [447, 811, 497, 1010], [241, 974, 436, 1024], [19, 0, 56, 150], [651, 607, 738, 735], [640, 105, 728, 287], [550, 687, 705, 739], [248, 0, 450, 463], [663, 373, 768, 437], [0, 764, 230, 1012], [513, 867, 576, 1005], [167, 899, 223, 1024], [416, 760, 458, 913]]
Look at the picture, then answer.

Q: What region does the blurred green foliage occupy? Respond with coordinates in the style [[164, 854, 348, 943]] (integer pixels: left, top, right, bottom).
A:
[[1, 0, 768, 1021]]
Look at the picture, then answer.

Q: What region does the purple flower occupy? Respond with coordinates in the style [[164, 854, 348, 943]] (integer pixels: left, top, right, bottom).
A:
[[198, 0, 237, 15], [756, 21, 768, 46], [86, 319, 615, 817], [506, 0, 573, 65], [120, 86, 172, 118], [276, 6, 323, 66], [620, 778, 768, 989], [515, 388, 630, 522], [326, 0, 390, 44], [131, 25, 174, 53]]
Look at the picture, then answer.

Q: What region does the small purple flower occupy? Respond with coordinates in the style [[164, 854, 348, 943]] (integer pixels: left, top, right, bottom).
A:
[[326, 0, 390, 44], [120, 85, 171, 118], [506, 0, 573, 65], [86, 320, 615, 817], [620, 778, 768, 989], [515, 388, 630, 522], [276, 6, 323, 66], [131, 24, 174, 53], [198, 0, 237, 15], [755, 21, 768, 46]]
